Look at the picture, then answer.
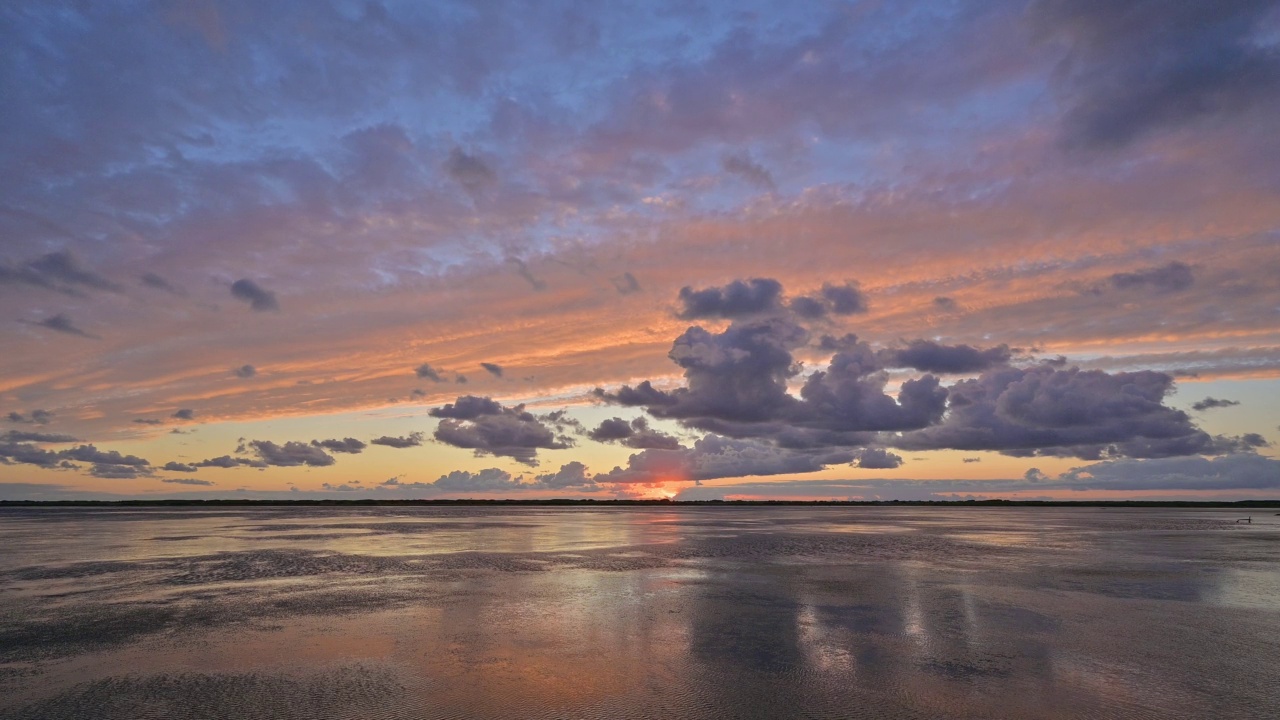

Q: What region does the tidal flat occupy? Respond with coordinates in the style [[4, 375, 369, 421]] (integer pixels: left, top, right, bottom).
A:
[[0, 506, 1277, 719]]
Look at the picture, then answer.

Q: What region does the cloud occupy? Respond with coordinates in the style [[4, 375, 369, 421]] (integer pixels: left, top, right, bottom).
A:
[[230, 279, 279, 312], [248, 440, 335, 467], [610, 272, 642, 295], [933, 296, 959, 311], [534, 461, 596, 489], [310, 437, 367, 454], [1192, 397, 1240, 411], [133, 418, 164, 426], [962, 457, 982, 463], [855, 448, 903, 469], [429, 395, 571, 464], [1108, 262, 1195, 293], [88, 464, 149, 479], [1, 430, 77, 443], [595, 435, 854, 485], [0, 251, 119, 296], [878, 340, 1013, 374], [162, 462, 198, 472], [140, 272, 183, 295], [432, 467, 525, 492], [444, 147, 496, 198], [415, 363, 444, 382], [233, 364, 257, 378], [25, 313, 98, 339], [322, 483, 360, 492], [677, 278, 784, 320], [480, 362, 504, 378], [171, 409, 195, 421], [1032, 0, 1280, 149], [7, 410, 53, 425], [62, 445, 149, 467], [722, 152, 775, 191], [162, 477, 214, 486], [369, 431, 425, 448], [588, 417, 683, 450], [193, 455, 267, 469]]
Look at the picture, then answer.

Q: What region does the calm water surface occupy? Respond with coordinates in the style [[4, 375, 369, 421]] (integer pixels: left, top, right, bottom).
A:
[[0, 506, 1277, 719]]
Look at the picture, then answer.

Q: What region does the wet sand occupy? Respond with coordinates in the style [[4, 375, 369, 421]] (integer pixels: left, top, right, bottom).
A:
[[1, 506, 1277, 719]]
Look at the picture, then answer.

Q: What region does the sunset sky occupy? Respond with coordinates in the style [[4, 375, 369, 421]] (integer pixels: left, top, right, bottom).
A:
[[3, 0, 1279, 501]]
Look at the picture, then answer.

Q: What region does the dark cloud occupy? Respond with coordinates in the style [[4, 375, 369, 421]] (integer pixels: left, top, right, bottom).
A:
[[896, 365, 1231, 459], [878, 340, 1013, 374], [1, 430, 77, 443], [140, 272, 183, 295], [588, 417, 683, 450], [230, 279, 279, 312], [321, 483, 360, 492], [411, 388, 428, 398], [88, 463, 148, 479], [508, 257, 547, 291], [310, 437, 367, 454], [432, 467, 525, 492], [596, 435, 855, 484], [162, 462, 198, 473], [722, 152, 776, 191], [0, 442, 67, 468], [1033, 0, 1280, 149], [1192, 397, 1241, 411], [856, 448, 903, 469], [817, 282, 867, 315], [415, 363, 444, 382], [1055, 453, 1280, 492], [480, 362, 504, 378], [0, 251, 119, 296], [133, 418, 164, 426], [233, 364, 257, 379], [248, 440, 335, 467], [369, 432, 425, 448], [171, 409, 195, 421], [610, 272, 642, 295], [62, 445, 149, 467], [7, 409, 53, 425], [933, 296, 958, 311], [429, 395, 571, 465], [455, 374, 468, 384], [193, 455, 266, 469], [677, 278, 784, 320], [1108, 261, 1195, 293], [161, 477, 214, 486], [25, 313, 98, 339], [534, 461, 596, 489], [961, 457, 982, 463], [444, 147, 497, 197]]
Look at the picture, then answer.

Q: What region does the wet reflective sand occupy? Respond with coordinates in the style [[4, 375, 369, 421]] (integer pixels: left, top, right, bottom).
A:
[[1, 506, 1277, 719]]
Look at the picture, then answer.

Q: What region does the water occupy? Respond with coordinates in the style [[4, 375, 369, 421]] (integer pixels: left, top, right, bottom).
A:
[[0, 506, 1276, 719]]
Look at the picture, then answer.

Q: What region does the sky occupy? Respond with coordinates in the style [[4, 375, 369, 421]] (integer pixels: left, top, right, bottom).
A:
[[2, 0, 1279, 502]]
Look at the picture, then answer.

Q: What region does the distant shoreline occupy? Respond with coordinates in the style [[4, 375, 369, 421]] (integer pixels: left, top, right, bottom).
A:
[[1, 498, 1279, 508]]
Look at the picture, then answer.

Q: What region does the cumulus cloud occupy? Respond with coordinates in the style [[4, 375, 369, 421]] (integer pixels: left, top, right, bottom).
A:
[[1108, 262, 1195, 293], [162, 462, 198, 472], [1192, 397, 1240, 412], [62, 445, 149, 467], [677, 278, 784, 319], [595, 435, 854, 485], [233, 364, 257, 378], [415, 363, 444, 382], [162, 477, 214, 486], [878, 339, 1013, 374], [89, 464, 149, 479], [1, 430, 77, 443], [248, 440, 335, 467], [171, 409, 195, 421], [429, 395, 571, 464], [369, 432, 425, 448], [534, 461, 596, 489], [230, 279, 279, 312], [588, 417, 683, 450], [193, 455, 267, 469], [432, 467, 525, 492], [855, 448, 903, 469], [480, 362, 504, 378], [310, 437, 367, 454]]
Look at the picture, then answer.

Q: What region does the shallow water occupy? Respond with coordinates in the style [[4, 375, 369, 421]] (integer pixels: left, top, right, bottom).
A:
[[1, 506, 1277, 719]]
